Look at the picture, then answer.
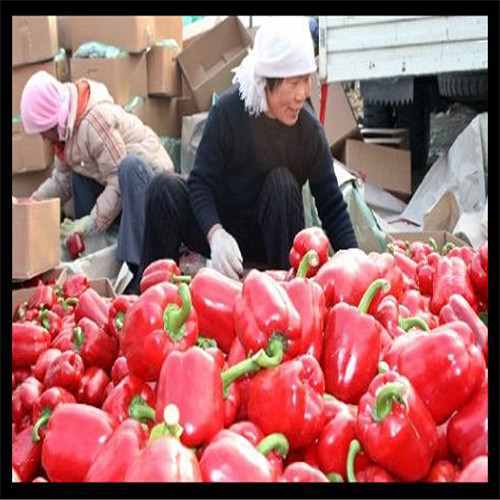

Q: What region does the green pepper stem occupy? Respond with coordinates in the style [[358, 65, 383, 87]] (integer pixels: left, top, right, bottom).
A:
[[442, 242, 455, 255], [149, 404, 183, 442], [378, 361, 390, 374], [296, 250, 319, 279], [372, 382, 406, 422], [328, 472, 344, 482], [115, 311, 125, 332], [256, 433, 289, 458], [39, 308, 50, 330], [196, 336, 218, 350], [72, 326, 84, 350], [220, 336, 284, 397], [358, 279, 390, 315], [346, 439, 361, 482], [128, 395, 156, 423], [399, 316, 429, 332], [428, 237, 438, 252], [32, 407, 52, 443], [172, 275, 192, 284], [163, 283, 192, 342]]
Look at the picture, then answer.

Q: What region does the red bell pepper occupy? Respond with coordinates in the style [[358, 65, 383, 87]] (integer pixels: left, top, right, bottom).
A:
[[289, 227, 329, 278], [124, 404, 202, 481], [356, 370, 438, 481], [85, 418, 149, 482], [62, 273, 90, 298], [447, 371, 488, 466], [415, 251, 441, 296], [155, 346, 224, 448], [12, 377, 43, 433], [50, 319, 76, 352], [446, 245, 476, 266], [313, 248, 380, 308], [400, 289, 439, 329], [425, 460, 458, 482], [387, 327, 485, 424], [344, 441, 395, 482], [368, 252, 404, 306], [226, 336, 252, 421], [469, 240, 488, 307], [228, 420, 264, 445], [430, 256, 478, 315], [408, 239, 437, 263], [391, 250, 418, 288], [74, 287, 110, 330], [111, 355, 129, 385], [139, 258, 191, 294], [12, 322, 51, 369], [77, 367, 111, 407], [281, 250, 327, 361], [27, 282, 57, 310], [108, 294, 139, 340], [12, 426, 42, 482], [37, 309, 62, 340], [31, 348, 61, 382], [32, 476, 48, 482], [322, 393, 356, 422], [456, 455, 488, 482], [32, 387, 76, 442], [66, 231, 86, 260], [121, 282, 199, 381], [190, 267, 243, 353], [72, 317, 119, 372], [439, 293, 488, 360], [13, 368, 31, 390], [280, 462, 329, 482], [322, 279, 388, 404], [41, 403, 116, 482], [43, 350, 85, 393], [234, 269, 301, 361], [247, 354, 325, 450], [200, 428, 289, 482], [102, 374, 156, 425]]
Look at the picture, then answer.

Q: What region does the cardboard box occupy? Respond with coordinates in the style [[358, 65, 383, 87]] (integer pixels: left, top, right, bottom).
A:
[[12, 16, 59, 67], [344, 139, 412, 197], [12, 165, 54, 198], [389, 231, 471, 251], [147, 45, 181, 97], [57, 16, 182, 53], [71, 53, 148, 106], [128, 96, 181, 138], [182, 16, 221, 48], [12, 277, 115, 319], [12, 122, 54, 174], [177, 16, 252, 112], [13, 198, 61, 280], [310, 78, 362, 158], [12, 60, 59, 116]]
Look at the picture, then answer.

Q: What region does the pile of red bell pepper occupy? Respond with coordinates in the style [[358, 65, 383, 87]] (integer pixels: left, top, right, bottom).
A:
[[11, 232, 489, 483]]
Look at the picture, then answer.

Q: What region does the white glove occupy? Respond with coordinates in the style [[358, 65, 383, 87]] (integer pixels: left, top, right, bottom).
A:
[[60, 215, 96, 241], [208, 226, 243, 280]]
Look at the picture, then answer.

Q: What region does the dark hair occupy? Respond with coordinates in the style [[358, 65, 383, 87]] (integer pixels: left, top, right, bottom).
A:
[[265, 77, 284, 92]]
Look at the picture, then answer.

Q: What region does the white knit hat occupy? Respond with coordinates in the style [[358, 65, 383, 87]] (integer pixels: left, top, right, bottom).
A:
[[232, 16, 317, 117]]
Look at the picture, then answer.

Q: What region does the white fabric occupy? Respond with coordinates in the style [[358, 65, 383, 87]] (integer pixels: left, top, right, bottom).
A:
[[232, 16, 316, 116], [209, 227, 243, 280]]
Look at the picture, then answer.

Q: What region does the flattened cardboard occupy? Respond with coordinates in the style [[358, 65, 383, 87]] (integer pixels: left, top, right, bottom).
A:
[[129, 96, 181, 138], [344, 139, 412, 196], [147, 45, 181, 96], [12, 60, 58, 116], [13, 198, 61, 280], [12, 165, 54, 198], [12, 122, 54, 174], [71, 54, 148, 106], [177, 16, 252, 112], [12, 16, 59, 67], [310, 77, 362, 158], [389, 231, 470, 251], [423, 191, 460, 233]]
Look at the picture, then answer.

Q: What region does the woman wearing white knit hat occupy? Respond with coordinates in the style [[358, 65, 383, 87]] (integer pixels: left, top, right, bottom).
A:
[[139, 16, 358, 284]]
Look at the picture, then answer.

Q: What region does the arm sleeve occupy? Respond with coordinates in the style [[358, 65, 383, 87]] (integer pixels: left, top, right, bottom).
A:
[[32, 155, 72, 202], [187, 103, 229, 238], [308, 126, 359, 251], [85, 110, 127, 232]]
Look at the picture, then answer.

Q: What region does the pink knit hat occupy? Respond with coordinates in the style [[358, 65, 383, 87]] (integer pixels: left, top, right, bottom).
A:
[[20, 70, 71, 140]]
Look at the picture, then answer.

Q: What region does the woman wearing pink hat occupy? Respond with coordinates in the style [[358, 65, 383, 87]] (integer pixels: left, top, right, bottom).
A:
[[138, 16, 357, 284], [20, 71, 174, 280]]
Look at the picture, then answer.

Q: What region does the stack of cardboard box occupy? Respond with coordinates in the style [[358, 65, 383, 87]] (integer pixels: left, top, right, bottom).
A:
[[12, 16, 62, 197]]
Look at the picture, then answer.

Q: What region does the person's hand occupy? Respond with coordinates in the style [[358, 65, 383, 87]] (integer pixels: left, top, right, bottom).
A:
[[60, 215, 94, 241], [208, 226, 243, 280]]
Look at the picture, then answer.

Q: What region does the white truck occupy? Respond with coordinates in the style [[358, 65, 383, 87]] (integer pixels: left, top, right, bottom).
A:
[[317, 16, 488, 191]]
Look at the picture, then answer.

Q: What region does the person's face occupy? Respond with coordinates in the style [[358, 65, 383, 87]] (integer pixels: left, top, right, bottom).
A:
[[41, 126, 59, 143], [265, 74, 312, 126]]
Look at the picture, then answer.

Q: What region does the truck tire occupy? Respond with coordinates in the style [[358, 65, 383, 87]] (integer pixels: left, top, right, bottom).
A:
[[438, 72, 488, 101]]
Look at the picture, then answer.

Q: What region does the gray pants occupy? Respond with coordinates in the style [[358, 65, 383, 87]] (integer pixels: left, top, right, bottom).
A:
[[72, 154, 155, 267]]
